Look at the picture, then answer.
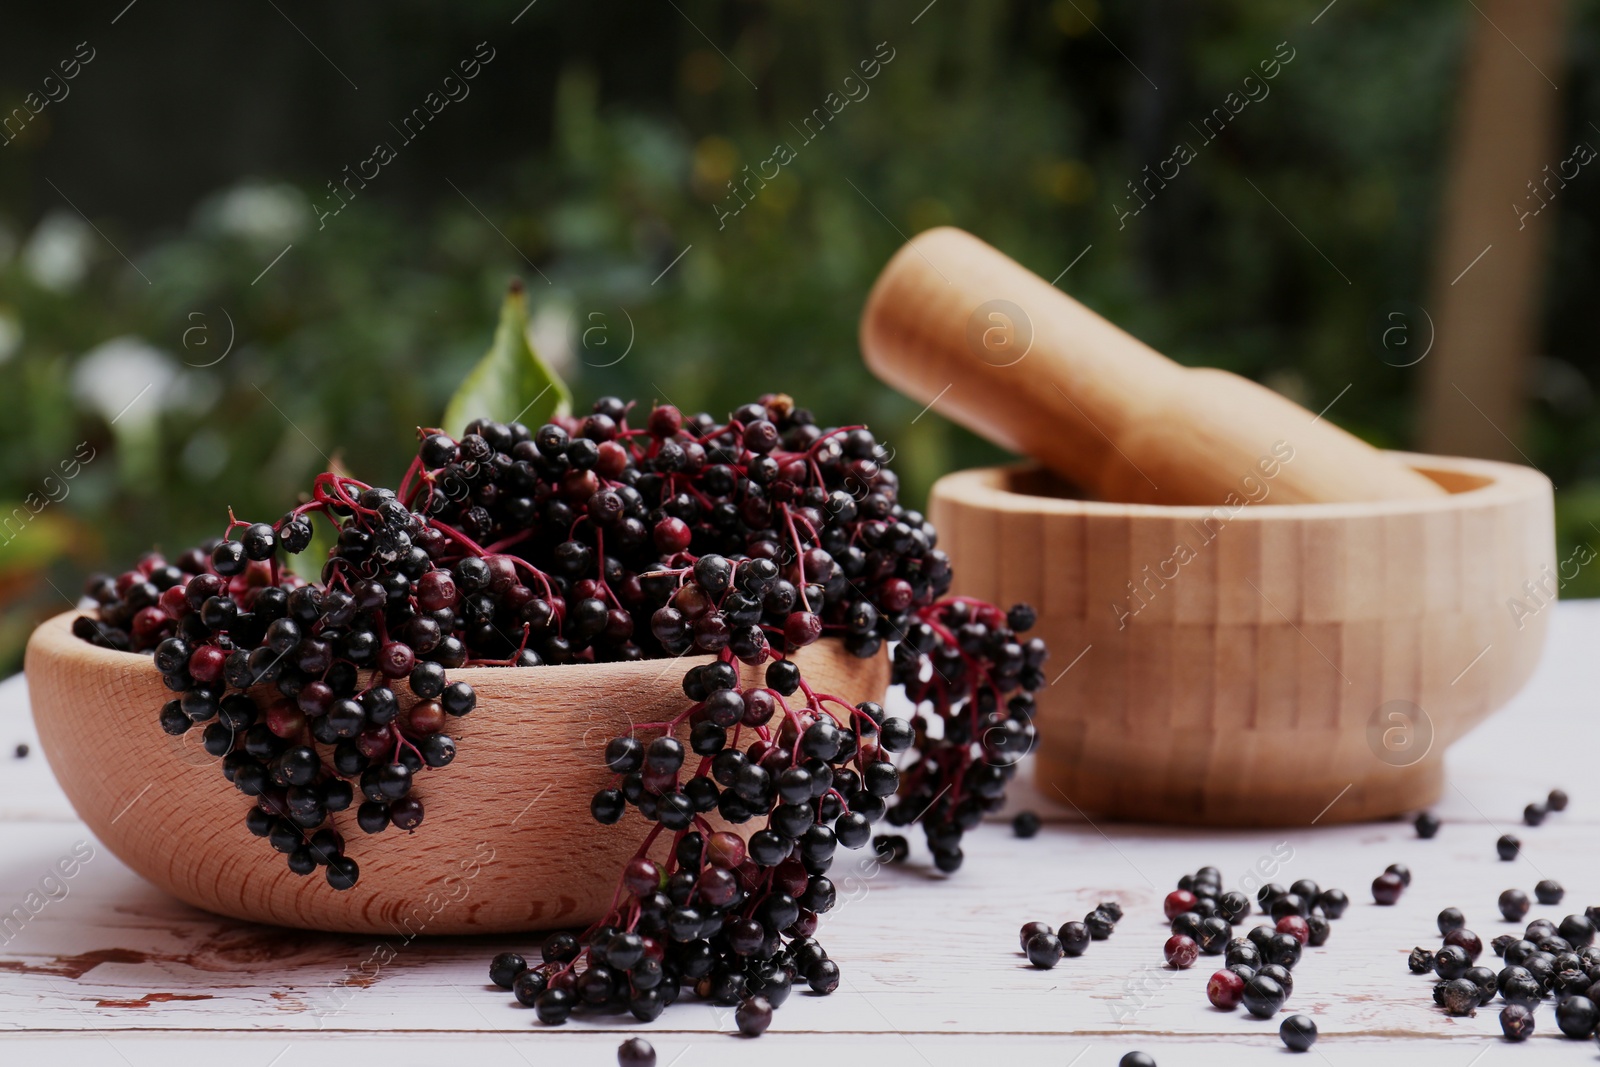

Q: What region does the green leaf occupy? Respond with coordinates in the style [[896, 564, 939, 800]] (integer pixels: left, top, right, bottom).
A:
[[443, 279, 571, 437]]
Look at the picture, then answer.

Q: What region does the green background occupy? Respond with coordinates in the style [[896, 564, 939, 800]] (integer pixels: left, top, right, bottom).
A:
[[2, 0, 1597, 671]]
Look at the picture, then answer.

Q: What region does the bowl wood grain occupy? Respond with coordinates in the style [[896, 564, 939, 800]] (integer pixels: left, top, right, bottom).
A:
[[25, 614, 888, 934]]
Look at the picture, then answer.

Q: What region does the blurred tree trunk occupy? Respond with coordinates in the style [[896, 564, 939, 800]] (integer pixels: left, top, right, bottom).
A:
[[1419, 0, 1565, 461]]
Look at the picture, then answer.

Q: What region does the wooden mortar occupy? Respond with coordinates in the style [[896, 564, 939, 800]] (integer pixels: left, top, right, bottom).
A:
[[929, 454, 1553, 824]]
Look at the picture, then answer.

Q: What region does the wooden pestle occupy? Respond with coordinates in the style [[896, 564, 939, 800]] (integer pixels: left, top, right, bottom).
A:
[[860, 227, 1446, 505]]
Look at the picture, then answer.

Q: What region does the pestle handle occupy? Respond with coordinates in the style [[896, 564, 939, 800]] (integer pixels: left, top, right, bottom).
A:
[[860, 227, 1446, 506]]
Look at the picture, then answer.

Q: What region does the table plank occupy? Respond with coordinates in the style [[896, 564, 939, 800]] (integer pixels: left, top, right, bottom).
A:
[[0, 601, 1595, 1060]]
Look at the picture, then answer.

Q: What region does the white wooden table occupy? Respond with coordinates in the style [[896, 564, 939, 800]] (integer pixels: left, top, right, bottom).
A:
[[2, 603, 1598, 1066]]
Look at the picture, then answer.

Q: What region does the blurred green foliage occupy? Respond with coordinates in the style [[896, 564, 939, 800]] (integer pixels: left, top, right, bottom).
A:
[[3, 0, 1599, 672]]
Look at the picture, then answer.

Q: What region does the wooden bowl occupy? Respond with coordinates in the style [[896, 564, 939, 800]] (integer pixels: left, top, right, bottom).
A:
[[24, 613, 888, 934], [929, 452, 1554, 826]]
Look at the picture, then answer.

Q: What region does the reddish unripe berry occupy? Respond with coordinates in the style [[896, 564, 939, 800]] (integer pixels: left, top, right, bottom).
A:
[[706, 832, 746, 869], [700, 866, 739, 906], [774, 859, 809, 899], [604, 609, 634, 642], [596, 440, 629, 478], [878, 577, 913, 613], [648, 405, 682, 437], [623, 857, 660, 897], [788, 909, 819, 938], [1371, 871, 1405, 905], [562, 468, 600, 503], [1165, 934, 1199, 969], [653, 517, 692, 555], [158, 586, 190, 618], [357, 725, 394, 760], [1275, 915, 1311, 946], [742, 689, 776, 728], [266, 700, 306, 739], [1164, 889, 1198, 920], [297, 681, 333, 717], [378, 641, 416, 678], [673, 584, 711, 619], [1207, 968, 1245, 1009], [1443, 927, 1483, 960], [407, 700, 446, 735], [131, 606, 170, 645], [188, 645, 226, 684], [416, 570, 458, 613], [784, 611, 822, 648], [503, 584, 535, 613], [485, 555, 518, 595]]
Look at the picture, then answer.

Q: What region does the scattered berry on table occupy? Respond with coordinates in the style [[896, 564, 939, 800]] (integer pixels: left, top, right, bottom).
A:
[[1385, 862, 1412, 887], [1164, 889, 1198, 921], [1085, 908, 1117, 941], [1275, 915, 1310, 946], [1164, 934, 1200, 969], [1118, 1054, 1156, 1067], [1265, 932, 1303, 969], [12, 743, 26, 759], [1414, 811, 1441, 838], [1435, 944, 1473, 980], [1314, 888, 1348, 919], [1462, 966, 1497, 1005], [1437, 907, 1465, 934], [1437, 977, 1480, 1016], [1408, 947, 1434, 974], [1372, 871, 1405, 906], [1524, 803, 1547, 827], [1258, 965, 1293, 998], [488, 952, 526, 989], [1547, 788, 1569, 812], [1557, 994, 1600, 1038], [1499, 889, 1531, 921], [1011, 811, 1040, 838], [1498, 965, 1541, 1005], [1497, 834, 1521, 860], [1019, 921, 1052, 953], [1218, 890, 1251, 924], [617, 1037, 656, 1067], [736, 996, 774, 1037], [1536, 879, 1565, 905], [1499, 1002, 1535, 1040], [1207, 968, 1245, 1010], [1443, 928, 1483, 960], [1058, 921, 1091, 957], [1559, 912, 1596, 947], [1242, 973, 1287, 1018], [1026, 933, 1064, 969], [1279, 1014, 1317, 1051]]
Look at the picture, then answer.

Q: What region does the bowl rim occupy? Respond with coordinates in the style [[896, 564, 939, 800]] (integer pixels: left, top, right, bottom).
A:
[[930, 451, 1550, 520], [25, 608, 803, 684]]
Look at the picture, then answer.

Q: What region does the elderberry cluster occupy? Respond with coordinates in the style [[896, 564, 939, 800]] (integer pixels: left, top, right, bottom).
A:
[[78, 391, 1048, 1036], [78, 479, 476, 889], [469, 394, 1044, 1033]]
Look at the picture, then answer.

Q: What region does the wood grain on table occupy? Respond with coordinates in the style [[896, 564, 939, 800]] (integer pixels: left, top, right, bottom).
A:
[[0, 602, 1596, 1066]]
